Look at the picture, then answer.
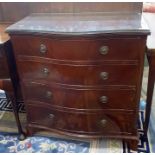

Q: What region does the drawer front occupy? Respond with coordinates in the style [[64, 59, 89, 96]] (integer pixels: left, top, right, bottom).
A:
[[17, 60, 138, 86], [12, 35, 145, 60], [27, 104, 134, 134], [23, 82, 136, 110]]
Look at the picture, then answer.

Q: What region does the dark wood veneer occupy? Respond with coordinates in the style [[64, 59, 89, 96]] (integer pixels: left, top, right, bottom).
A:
[[23, 81, 136, 110], [27, 103, 135, 135], [17, 59, 139, 86], [12, 35, 146, 61], [6, 13, 150, 150]]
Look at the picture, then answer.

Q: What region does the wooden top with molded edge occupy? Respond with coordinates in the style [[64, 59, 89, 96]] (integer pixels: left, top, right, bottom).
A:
[[6, 12, 150, 36]]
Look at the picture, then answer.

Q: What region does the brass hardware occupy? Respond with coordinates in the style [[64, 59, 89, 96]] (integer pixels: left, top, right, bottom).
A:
[[100, 96, 108, 103], [49, 114, 54, 119], [46, 91, 53, 98], [100, 72, 108, 80], [99, 46, 109, 55], [100, 119, 107, 127], [43, 67, 49, 75], [40, 44, 47, 54]]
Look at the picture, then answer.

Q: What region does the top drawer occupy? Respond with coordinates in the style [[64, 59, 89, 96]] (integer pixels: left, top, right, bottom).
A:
[[11, 35, 145, 61]]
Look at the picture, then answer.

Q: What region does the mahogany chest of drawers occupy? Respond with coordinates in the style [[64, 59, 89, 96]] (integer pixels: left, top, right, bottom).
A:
[[6, 13, 150, 150]]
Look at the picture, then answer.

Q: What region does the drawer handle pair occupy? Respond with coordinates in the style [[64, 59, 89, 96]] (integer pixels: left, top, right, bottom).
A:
[[99, 46, 109, 55], [40, 44, 47, 54], [40, 44, 108, 55], [43, 69, 108, 80], [100, 96, 108, 104]]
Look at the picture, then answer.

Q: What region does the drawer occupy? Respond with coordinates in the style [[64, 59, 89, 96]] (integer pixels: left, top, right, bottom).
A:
[[27, 104, 134, 135], [17, 59, 139, 86], [23, 82, 136, 110], [11, 35, 145, 60]]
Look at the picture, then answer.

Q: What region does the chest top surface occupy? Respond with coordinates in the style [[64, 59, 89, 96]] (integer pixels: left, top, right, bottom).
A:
[[6, 12, 150, 36]]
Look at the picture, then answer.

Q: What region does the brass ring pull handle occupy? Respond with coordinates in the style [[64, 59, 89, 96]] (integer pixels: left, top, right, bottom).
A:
[[100, 72, 108, 80], [49, 114, 55, 119], [99, 46, 109, 55], [40, 44, 47, 54], [100, 96, 108, 104], [99, 119, 107, 127], [46, 91, 53, 98], [43, 67, 49, 76]]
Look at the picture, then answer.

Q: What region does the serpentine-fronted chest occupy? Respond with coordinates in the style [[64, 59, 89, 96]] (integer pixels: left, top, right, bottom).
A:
[[6, 12, 150, 151]]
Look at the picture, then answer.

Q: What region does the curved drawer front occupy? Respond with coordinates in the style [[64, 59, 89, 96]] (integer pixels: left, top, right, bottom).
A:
[[27, 104, 134, 134], [23, 82, 136, 110], [12, 35, 145, 60], [17, 60, 138, 86]]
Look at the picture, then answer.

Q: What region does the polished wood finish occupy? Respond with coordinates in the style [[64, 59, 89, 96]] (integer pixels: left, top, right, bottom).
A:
[[12, 35, 146, 60], [27, 103, 135, 135], [0, 2, 142, 23], [23, 82, 136, 110], [7, 13, 150, 150], [17, 59, 139, 86]]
